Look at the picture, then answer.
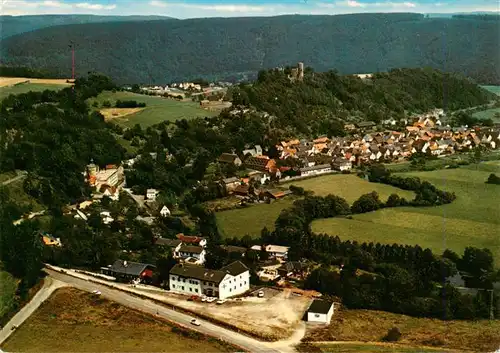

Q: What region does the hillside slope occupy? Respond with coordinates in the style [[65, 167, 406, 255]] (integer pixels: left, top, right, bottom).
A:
[[0, 14, 175, 39], [1, 13, 498, 84]]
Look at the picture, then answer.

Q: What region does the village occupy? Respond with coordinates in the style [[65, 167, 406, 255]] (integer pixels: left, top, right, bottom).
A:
[[22, 106, 499, 340]]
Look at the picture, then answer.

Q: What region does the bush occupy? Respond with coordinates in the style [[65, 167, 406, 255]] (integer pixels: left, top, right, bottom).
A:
[[351, 192, 383, 214], [289, 185, 305, 195], [102, 100, 111, 108], [486, 173, 500, 185], [382, 327, 402, 342], [115, 100, 146, 108]]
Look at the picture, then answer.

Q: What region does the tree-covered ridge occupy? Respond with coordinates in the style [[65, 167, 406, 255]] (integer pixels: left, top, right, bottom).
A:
[[0, 14, 176, 40], [233, 67, 495, 136], [1, 13, 498, 84], [0, 75, 126, 208]]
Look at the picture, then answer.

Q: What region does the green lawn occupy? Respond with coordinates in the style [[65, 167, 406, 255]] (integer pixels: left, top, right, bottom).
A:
[[0, 271, 17, 320], [216, 174, 414, 239], [481, 85, 500, 96], [312, 162, 500, 263], [88, 91, 218, 127], [0, 83, 67, 101]]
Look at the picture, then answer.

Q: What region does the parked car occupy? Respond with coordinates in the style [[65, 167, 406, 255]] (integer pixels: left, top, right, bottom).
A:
[[206, 297, 217, 303], [258, 290, 264, 298], [190, 319, 201, 326], [92, 290, 101, 295], [216, 299, 226, 305], [201, 296, 207, 302], [11, 325, 17, 331]]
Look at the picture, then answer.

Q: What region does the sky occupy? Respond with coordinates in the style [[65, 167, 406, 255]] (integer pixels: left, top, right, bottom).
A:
[[1, 0, 498, 18]]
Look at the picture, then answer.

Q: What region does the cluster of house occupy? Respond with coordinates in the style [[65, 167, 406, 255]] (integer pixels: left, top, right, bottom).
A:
[[100, 237, 338, 323], [101, 235, 304, 298], [217, 115, 500, 189]]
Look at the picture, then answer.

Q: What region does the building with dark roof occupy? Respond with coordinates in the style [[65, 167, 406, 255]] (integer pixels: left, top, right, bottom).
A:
[[176, 244, 206, 265], [221, 245, 247, 255], [169, 261, 250, 299], [306, 299, 335, 324], [218, 153, 242, 166], [101, 260, 156, 283]]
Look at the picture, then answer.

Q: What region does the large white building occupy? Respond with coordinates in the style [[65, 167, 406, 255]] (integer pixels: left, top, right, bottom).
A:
[[169, 261, 250, 299]]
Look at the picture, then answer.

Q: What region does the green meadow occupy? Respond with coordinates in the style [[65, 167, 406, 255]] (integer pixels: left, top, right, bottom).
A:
[[88, 91, 218, 127], [216, 174, 414, 239], [312, 162, 500, 262]]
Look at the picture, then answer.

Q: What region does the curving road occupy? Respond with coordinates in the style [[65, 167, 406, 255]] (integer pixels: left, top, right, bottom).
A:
[[45, 269, 285, 353], [0, 277, 67, 346]]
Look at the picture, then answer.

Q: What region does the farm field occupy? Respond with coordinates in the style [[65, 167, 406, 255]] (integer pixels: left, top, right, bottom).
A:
[[88, 91, 218, 127], [216, 174, 414, 239], [311, 162, 500, 263], [0, 82, 68, 100], [304, 309, 500, 352], [1, 287, 235, 353]]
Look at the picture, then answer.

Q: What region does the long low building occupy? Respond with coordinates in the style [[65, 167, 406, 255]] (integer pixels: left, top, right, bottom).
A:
[[169, 261, 250, 299]]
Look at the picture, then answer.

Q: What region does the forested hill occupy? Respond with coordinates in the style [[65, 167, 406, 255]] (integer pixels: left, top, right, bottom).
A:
[[229, 68, 496, 136], [0, 14, 176, 39], [1, 13, 498, 84]]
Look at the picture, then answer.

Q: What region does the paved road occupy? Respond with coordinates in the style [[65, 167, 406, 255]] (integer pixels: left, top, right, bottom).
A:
[[1, 171, 27, 186], [45, 269, 284, 353], [0, 277, 67, 345]]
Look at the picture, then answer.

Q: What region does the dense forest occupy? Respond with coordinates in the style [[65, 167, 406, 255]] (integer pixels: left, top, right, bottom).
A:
[[0, 75, 125, 209], [1, 13, 499, 84], [0, 14, 175, 40], [232, 67, 496, 136]]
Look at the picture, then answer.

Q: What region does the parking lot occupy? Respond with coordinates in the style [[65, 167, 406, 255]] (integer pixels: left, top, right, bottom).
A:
[[134, 286, 311, 340]]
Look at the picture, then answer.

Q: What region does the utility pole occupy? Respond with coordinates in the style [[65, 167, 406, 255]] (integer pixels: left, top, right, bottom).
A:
[[69, 42, 75, 81]]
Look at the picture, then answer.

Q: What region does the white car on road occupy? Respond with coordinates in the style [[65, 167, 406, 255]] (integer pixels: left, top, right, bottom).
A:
[[92, 290, 101, 295], [190, 319, 201, 326]]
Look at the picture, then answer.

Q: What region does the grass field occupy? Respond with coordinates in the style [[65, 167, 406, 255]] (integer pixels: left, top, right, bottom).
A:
[[473, 107, 500, 122], [0, 271, 17, 321], [481, 85, 500, 96], [312, 162, 500, 263], [1, 287, 236, 353], [308, 343, 460, 352], [0, 82, 68, 101], [0, 173, 44, 212], [304, 309, 500, 352], [216, 174, 414, 239], [88, 91, 218, 127]]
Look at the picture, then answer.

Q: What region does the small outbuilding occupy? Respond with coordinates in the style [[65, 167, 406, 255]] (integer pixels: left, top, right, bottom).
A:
[[306, 299, 335, 324]]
